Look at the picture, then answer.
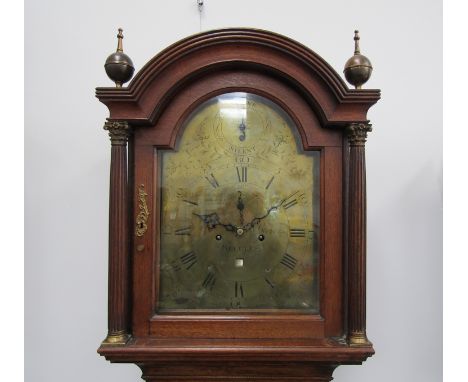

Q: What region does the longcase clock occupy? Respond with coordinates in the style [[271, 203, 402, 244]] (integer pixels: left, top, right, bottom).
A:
[[97, 28, 380, 382]]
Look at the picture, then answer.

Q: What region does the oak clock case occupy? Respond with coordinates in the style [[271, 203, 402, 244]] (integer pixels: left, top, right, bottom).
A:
[[97, 28, 380, 382]]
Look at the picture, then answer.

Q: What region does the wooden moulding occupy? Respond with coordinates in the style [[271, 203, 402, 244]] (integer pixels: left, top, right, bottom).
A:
[[99, 337, 374, 362], [99, 338, 374, 381]]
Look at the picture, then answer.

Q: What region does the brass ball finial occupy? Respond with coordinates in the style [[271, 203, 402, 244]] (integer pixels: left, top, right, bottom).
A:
[[344, 30, 373, 89], [104, 28, 135, 88]]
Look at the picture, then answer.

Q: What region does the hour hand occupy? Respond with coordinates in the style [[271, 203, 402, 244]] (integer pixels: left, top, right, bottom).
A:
[[193, 212, 237, 233], [193, 212, 220, 229], [237, 191, 245, 225]]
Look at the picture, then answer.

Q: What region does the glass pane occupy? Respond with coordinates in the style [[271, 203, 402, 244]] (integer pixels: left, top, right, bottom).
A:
[[158, 92, 319, 312]]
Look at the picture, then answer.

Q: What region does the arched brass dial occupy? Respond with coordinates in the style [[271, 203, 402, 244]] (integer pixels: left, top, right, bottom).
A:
[[158, 93, 319, 311]]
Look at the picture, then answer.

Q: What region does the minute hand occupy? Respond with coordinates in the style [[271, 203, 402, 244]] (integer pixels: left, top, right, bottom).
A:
[[241, 201, 284, 231], [242, 191, 300, 231]]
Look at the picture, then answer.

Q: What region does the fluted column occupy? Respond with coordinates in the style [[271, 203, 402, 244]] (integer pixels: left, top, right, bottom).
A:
[[102, 120, 131, 345], [346, 122, 372, 346]]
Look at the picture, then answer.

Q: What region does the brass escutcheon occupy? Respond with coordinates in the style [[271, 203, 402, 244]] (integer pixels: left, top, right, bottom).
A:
[[135, 184, 149, 237]]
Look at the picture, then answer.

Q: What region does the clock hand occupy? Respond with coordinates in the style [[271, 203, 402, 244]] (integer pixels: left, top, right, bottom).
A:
[[193, 191, 300, 235], [241, 204, 279, 231], [242, 191, 299, 231], [237, 191, 245, 226], [193, 212, 237, 233]]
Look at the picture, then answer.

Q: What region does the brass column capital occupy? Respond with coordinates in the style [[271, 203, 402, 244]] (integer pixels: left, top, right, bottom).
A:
[[104, 120, 131, 145], [346, 122, 372, 146]]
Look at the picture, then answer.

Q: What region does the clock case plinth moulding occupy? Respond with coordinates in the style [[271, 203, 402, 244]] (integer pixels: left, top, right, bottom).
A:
[[97, 28, 380, 382]]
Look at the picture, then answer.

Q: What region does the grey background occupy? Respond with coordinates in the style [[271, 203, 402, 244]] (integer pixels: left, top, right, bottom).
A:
[[25, 0, 442, 381]]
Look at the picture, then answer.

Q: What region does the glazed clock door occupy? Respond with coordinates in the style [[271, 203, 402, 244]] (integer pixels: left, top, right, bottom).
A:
[[131, 75, 345, 340], [158, 93, 320, 312]]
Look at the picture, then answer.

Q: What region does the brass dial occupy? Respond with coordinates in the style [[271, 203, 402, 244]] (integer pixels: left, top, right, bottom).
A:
[[158, 93, 319, 311]]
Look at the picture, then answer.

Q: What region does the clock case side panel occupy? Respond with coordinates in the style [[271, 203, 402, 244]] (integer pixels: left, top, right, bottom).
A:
[[128, 69, 345, 342]]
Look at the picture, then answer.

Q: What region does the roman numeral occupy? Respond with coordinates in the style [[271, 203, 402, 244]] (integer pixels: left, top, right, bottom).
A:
[[289, 228, 305, 237], [236, 166, 248, 182], [205, 173, 219, 188], [282, 191, 304, 210], [280, 253, 298, 270], [180, 252, 197, 270], [175, 226, 191, 235], [182, 199, 198, 206], [283, 199, 298, 210], [265, 278, 275, 289], [265, 176, 275, 190], [169, 260, 181, 272], [202, 272, 216, 290], [235, 281, 244, 298]]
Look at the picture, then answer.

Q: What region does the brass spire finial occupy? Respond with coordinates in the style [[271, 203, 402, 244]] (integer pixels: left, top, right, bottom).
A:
[[344, 30, 373, 89], [353, 30, 360, 54], [104, 28, 135, 87], [116, 28, 124, 52]]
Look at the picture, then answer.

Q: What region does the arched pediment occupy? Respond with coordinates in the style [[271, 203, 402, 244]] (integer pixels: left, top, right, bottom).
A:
[[96, 28, 380, 126]]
